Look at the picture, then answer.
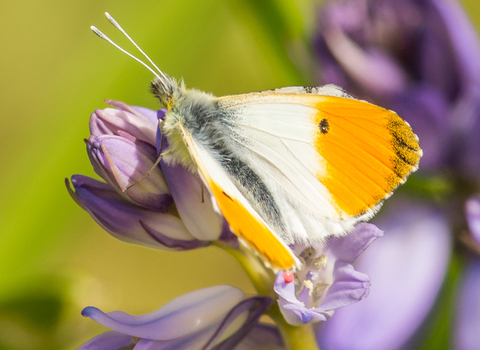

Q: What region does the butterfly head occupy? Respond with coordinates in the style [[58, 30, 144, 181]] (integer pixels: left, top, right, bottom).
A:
[[150, 76, 185, 110]]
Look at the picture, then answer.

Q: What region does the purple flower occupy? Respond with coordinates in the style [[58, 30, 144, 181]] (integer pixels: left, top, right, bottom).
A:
[[77, 285, 274, 350], [68, 100, 232, 250], [317, 199, 451, 349], [274, 223, 383, 325]]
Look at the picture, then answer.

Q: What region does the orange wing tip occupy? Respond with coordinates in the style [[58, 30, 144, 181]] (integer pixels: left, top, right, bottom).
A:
[[313, 97, 422, 218]]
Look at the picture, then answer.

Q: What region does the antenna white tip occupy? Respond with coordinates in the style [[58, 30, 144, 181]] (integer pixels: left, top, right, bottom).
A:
[[91, 13, 169, 90], [90, 26, 103, 37], [105, 12, 114, 22]]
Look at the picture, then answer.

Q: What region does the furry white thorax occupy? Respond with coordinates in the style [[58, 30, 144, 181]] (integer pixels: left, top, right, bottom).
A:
[[160, 80, 217, 173]]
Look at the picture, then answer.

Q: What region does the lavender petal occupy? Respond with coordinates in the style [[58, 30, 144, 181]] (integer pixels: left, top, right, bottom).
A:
[[319, 261, 370, 311], [234, 324, 284, 350], [91, 100, 158, 145], [326, 223, 384, 264], [212, 296, 272, 350], [68, 176, 196, 249], [87, 135, 171, 212], [76, 331, 133, 350], [81, 286, 245, 340], [161, 161, 223, 241], [140, 221, 209, 250]]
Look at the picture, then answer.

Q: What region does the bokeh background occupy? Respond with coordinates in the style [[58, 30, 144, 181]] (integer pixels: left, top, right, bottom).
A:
[[1, 0, 480, 349]]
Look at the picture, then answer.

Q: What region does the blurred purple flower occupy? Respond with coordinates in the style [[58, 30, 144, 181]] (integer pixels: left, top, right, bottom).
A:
[[68, 100, 233, 250], [457, 197, 480, 349], [455, 260, 480, 350], [466, 197, 480, 246], [317, 198, 451, 350], [274, 223, 382, 325], [77, 285, 275, 350], [315, 0, 480, 347]]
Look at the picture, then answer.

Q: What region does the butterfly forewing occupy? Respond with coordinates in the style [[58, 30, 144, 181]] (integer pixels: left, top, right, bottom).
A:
[[215, 89, 421, 242]]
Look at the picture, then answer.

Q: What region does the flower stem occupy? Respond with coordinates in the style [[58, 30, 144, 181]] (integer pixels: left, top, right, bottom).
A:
[[211, 241, 275, 297], [268, 303, 320, 350]]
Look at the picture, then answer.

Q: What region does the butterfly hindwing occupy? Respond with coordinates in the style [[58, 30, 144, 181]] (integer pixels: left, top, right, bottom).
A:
[[175, 122, 299, 271]]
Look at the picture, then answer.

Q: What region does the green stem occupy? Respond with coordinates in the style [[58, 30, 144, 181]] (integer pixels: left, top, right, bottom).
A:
[[268, 303, 320, 350], [211, 241, 275, 297]]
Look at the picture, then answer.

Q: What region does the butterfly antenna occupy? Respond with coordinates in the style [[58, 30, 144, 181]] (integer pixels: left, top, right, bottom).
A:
[[90, 25, 163, 83], [104, 12, 169, 83]]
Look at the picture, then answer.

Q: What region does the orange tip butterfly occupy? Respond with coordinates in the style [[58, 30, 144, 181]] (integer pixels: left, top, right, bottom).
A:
[[92, 13, 422, 271]]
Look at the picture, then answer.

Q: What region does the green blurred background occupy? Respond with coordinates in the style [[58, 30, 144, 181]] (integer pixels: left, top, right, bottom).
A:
[[1, 0, 480, 349]]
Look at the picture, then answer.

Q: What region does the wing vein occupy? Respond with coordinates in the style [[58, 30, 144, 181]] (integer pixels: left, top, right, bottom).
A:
[[232, 121, 310, 143], [325, 119, 400, 177], [320, 109, 392, 142]]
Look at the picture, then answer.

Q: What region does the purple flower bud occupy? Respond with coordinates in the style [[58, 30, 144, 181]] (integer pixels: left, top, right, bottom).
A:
[[77, 285, 272, 350], [86, 101, 173, 212], [69, 100, 233, 249], [90, 100, 160, 145], [317, 0, 480, 101], [67, 175, 208, 251], [87, 133, 172, 212], [274, 223, 382, 326]]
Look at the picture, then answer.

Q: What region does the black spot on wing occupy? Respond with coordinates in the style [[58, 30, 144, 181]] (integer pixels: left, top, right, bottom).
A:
[[319, 119, 330, 134]]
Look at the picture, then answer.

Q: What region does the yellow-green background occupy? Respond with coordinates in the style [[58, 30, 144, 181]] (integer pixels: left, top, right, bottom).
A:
[[1, 0, 479, 349]]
